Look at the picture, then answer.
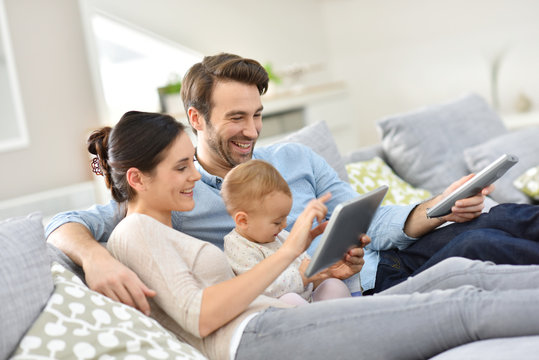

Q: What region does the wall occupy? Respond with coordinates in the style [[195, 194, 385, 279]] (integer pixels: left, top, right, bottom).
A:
[[85, 0, 330, 75], [1, 0, 538, 217], [0, 0, 331, 215], [320, 0, 539, 145], [0, 0, 99, 201]]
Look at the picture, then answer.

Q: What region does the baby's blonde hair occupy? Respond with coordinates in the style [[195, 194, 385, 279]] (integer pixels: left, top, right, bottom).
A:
[[221, 159, 292, 215]]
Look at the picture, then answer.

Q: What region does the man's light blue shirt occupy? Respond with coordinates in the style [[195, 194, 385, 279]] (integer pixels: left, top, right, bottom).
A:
[[46, 142, 417, 291]]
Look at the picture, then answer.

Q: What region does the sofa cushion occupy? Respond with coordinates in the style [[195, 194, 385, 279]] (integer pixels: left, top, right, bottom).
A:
[[47, 242, 86, 284], [12, 263, 207, 359], [430, 336, 539, 360], [377, 93, 507, 195], [346, 157, 432, 205], [275, 120, 349, 182], [342, 143, 387, 164], [513, 165, 539, 202], [463, 126, 539, 204], [0, 212, 54, 359]]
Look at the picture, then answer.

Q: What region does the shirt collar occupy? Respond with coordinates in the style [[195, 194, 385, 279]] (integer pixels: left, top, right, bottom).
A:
[[194, 149, 224, 189], [193, 147, 263, 190]]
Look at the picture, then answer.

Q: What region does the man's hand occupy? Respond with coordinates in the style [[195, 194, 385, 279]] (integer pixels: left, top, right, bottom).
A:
[[404, 175, 495, 238], [48, 222, 156, 315], [85, 251, 156, 316], [439, 174, 495, 223]]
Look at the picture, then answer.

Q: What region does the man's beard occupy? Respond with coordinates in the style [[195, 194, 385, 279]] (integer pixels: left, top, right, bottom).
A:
[[207, 127, 256, 168]]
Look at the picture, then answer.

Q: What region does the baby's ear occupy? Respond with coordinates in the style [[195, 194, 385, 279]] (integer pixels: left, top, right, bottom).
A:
[[234, 211, 249, 228]]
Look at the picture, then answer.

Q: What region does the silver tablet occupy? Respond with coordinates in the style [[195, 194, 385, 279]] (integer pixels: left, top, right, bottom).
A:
[[426, 153, 518, 218], [304, 185, 388, 278]]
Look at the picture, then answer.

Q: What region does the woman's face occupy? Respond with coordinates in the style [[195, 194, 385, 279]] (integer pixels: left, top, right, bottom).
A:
[[141, 132, 201, 216]]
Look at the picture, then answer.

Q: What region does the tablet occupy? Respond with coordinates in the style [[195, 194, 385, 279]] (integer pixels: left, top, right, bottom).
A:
[[426, 153, 518, 218], [304, 185, 388, 278]]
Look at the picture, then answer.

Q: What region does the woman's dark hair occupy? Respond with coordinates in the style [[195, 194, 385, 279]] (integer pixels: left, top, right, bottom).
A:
[[87, 111, 185, 203], [180, 53, 269, 134]]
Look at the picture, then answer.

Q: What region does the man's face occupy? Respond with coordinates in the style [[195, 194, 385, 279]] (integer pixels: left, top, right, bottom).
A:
[[203, 81, 263, 169]]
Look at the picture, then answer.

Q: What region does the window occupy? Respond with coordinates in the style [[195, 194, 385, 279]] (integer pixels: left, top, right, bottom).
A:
[[0, 0, 28, 152], [85, 10, 202, 124]]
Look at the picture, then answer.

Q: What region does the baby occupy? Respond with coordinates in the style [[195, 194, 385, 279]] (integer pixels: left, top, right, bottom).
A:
[[221, 159, 351, 305]]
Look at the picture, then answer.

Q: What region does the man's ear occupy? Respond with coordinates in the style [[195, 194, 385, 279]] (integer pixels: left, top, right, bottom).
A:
[[188, 107, 205, 132], [234, 211, 249, 229], [126, 167, 146, 192]]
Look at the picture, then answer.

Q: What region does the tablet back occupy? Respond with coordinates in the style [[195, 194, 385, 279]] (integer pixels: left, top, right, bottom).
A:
[[305, 185, 388, 277]]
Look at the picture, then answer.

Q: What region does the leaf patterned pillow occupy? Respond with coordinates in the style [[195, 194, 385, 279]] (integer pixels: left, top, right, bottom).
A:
[[346, 157, 432, 206], [11, 263, 207, 360], [513, 165, 539, 201]]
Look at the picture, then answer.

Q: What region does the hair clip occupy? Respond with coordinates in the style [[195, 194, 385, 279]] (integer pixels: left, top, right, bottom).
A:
[[91, 157, 103, 176]]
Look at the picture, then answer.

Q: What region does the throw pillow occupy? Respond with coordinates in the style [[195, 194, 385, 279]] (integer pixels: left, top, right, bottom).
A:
[[463, 126, 539, 204], [513, 165, 539, 202], [377, 93, 507, 195], [11, 263, 207, 360], [0, 212, 54, 360], [346, 157, 432, 205], [274, 120, 349, 182]]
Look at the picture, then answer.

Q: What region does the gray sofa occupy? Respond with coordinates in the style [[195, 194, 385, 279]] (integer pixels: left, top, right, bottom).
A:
[[2, 93, 539, 359]]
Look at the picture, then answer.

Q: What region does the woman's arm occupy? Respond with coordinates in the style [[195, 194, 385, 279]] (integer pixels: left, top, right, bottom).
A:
[[199, 195, 330, 337], [200, 245, 299, 336], [226, 239, 306, 298]]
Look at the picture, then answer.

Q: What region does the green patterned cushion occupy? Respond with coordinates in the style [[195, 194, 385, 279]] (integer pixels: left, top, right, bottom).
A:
[[12, 263, 207, 360], [346, 157, 432, 205], [513, 165, 539, 201]]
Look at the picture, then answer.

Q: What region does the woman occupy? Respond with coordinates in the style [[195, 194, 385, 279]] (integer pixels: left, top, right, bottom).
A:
[[89, 111, 539, 360]]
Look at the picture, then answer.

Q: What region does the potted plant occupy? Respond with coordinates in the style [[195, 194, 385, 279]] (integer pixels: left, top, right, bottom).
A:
[[157, 74, 182, 113]]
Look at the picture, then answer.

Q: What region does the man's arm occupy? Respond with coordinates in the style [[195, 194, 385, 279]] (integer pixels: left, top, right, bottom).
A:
[[404, 174, 494, 238], [46, 203, 156, 315], [301, 146, 491, 249]]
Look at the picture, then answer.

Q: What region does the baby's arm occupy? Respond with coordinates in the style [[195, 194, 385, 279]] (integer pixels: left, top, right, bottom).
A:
[[225, 236, 307, 298]]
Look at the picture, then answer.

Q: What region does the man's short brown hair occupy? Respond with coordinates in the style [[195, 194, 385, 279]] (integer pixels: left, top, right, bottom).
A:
[[180, 53, 269, 134]]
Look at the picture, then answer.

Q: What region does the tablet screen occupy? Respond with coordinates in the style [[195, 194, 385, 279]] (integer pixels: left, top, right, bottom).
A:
[[305, 185, 388, 277]]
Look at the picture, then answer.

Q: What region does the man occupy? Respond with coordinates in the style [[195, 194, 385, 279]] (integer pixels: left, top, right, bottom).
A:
[[47, 53, 539, 314]]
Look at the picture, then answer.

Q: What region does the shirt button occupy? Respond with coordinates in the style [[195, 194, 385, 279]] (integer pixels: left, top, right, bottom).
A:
[[216, 178, 222, 184]]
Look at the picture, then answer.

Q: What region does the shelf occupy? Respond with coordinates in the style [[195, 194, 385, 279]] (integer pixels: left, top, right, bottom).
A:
[[262, 81, 347, 115], [502, 112, 539, 130], [167, 81, 348, 120]]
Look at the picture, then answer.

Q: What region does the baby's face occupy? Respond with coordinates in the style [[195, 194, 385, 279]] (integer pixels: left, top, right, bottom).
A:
[[243, 191, 292, 244]]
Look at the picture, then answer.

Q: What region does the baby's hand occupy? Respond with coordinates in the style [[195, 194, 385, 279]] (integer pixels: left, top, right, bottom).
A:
[[284, 193, 331, 256]]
